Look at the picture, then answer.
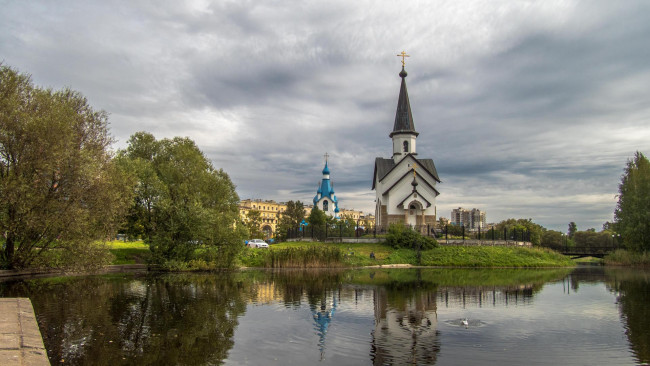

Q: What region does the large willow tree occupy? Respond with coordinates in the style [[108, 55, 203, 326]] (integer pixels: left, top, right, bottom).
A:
[[117, 132, 245, 265], [0, 65, 132, 269], [615, 152, 650, 252]]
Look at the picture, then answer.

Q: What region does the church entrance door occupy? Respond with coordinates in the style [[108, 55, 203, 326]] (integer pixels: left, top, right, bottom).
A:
[[406, 202, 422, 227]]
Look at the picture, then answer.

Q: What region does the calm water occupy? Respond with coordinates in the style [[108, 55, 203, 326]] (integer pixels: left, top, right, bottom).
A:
[[1, 267, 649, 365]]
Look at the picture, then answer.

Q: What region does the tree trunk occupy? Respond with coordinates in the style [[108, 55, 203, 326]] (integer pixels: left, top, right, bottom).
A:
[[4, 234, 15, 269]]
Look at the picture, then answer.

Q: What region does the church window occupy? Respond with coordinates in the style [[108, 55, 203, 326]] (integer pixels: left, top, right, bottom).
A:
[[323, 200, 329, 211], [403, 141, 409, 152]]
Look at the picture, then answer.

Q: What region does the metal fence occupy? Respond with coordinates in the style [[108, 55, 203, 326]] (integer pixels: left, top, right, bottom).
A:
[[286, 222, 531, 243]]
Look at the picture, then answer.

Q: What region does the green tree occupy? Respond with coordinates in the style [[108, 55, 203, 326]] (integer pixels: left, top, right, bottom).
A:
[[541, 230, 564, 249], [307, 206, 327, 226], [306, 206, 328, 240], [117, 132, 245, 265], [245, 209, 263, 239], [568, 222, 577, 239], [276, 200, 305, 240], [0, 65, 133, 269], [494, 218, 543, 245], [615, 151, 650, 252]]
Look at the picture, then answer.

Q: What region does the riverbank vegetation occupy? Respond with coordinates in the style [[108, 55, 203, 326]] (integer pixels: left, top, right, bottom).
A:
[[237, 241, 573, 268], [604, 249, 650, 267]]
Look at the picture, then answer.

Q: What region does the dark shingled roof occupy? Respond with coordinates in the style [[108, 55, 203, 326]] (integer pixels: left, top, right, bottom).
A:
[[390, 67, 418, 138], [372, 155, 440, 190]]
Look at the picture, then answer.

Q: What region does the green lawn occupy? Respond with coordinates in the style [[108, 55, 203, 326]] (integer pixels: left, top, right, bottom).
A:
[[107, 240, 150, 265], [105, 239, 575, 268], [262, 241, 574, 268]]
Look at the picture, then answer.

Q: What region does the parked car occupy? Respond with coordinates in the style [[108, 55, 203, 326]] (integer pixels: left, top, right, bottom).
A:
[[248, 239, 269, 248]]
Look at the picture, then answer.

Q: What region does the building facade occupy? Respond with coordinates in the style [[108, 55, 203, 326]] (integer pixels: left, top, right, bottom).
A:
[[240, 199, 373, 237], [239, 199, 287, 238], [372, 63, 440, 229], [450, 207, 486, 231]]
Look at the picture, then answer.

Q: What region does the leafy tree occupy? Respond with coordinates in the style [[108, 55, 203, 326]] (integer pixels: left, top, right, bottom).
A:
[[117, 132, 245, 265], [444, 224, 465, 237], [245, 209, 263, 239], [307, 206, 327, 226], [615, 152, 650, 252], [573, 230, 612, 250], [541, 230, 564, 249], [337, 214, 358, 237], [568, 222, 577, 238], [276, 200, 305, 240], [0, 65, 133, 269], [494, 218, 543, 245]]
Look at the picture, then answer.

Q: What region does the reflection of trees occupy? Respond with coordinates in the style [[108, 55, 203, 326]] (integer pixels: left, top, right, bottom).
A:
[[438, 285, 535, 308], [371, 270, 441, 365], [263, 269, 344, 307], [2, 273, 248, 365], [606, 269, 650, 364]]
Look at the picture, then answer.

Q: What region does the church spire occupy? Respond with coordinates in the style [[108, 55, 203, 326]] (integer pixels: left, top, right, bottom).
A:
[[390, 64, 418, 138]]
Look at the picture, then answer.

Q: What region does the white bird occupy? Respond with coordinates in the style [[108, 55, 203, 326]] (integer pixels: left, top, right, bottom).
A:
[[462, 318, 469, 328]]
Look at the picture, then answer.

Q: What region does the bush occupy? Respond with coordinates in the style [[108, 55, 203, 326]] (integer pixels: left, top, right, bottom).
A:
[[385, 224, 438, 250]]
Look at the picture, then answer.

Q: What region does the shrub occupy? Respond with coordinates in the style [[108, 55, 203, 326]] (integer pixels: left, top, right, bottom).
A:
[[385, 224, 438, 250]]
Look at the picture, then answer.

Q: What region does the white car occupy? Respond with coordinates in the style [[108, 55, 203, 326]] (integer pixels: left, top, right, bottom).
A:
[[248, 239, 269, 248]]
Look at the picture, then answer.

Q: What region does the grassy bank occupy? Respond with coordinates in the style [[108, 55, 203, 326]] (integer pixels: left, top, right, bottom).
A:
[[107, 240, 575, 268], [604, 249, 650, 267], [239, 241, 574, 268], [107, 240, 149, 264]]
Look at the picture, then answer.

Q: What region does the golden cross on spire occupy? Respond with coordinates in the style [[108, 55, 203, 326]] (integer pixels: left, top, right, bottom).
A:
[[397, 51, 410, 67], [412, 162, 418, 178]]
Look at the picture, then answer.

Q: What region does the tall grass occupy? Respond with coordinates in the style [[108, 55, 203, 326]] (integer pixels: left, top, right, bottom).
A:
[[264, 246, 345, 268], [604, 249, 650, 267]]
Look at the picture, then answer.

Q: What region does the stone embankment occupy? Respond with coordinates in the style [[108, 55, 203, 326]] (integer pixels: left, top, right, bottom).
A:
[[0, 298, 49, 366]]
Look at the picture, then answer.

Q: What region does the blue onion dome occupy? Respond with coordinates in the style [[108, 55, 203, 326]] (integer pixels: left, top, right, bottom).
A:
[[334, 207, 340, 213], [322, 161, 330, 175]]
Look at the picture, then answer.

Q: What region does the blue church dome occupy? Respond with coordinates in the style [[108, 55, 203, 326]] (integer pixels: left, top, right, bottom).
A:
[[322, 161, 330, 175]]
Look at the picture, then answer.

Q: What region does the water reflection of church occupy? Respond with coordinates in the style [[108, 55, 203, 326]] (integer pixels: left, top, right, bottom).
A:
[[246, 275, 536, 364], [372, 285, 441, 365]]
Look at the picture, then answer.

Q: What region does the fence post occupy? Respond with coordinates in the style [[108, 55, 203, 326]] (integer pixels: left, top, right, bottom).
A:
[[462, 225, 465, 243], [445, 224, 448, 242], [504, 227, 507, 243], [478, 226, 481, 241]]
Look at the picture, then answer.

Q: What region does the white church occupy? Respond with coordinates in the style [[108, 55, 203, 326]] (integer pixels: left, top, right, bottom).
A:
[[372, 59, 440, 229]]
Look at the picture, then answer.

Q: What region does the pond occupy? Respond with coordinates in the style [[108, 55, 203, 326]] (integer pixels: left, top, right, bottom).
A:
[[1, 266, 649, 365]]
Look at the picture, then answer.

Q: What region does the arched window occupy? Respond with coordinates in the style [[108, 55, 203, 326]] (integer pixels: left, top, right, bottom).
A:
[[403, 141, 409, 152], [323, 200, 329, 211]]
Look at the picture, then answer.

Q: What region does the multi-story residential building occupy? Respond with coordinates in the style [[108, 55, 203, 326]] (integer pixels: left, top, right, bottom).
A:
[[450, 207, 486, 231], [239, 199, 287, 238]]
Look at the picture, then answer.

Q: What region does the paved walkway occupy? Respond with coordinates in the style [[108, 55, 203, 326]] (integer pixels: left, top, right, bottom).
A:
[[0, 298, 50, 366]]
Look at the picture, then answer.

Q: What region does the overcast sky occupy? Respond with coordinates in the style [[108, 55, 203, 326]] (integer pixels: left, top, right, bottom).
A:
[[2, 1, 649, 232]]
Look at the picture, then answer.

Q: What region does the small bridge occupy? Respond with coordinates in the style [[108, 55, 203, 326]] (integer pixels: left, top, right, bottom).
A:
[[558, 246, 618, 259]]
